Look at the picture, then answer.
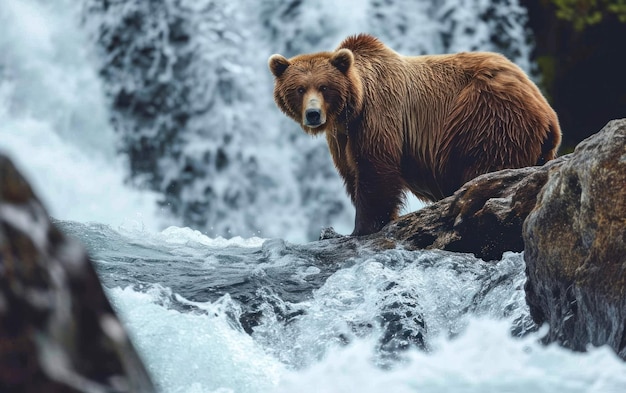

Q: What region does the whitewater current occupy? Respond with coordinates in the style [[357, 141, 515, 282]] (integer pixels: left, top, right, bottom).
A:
[[0, 0, 163, 230], [1, 1, 626, 392], [61, 220, 626, 393]]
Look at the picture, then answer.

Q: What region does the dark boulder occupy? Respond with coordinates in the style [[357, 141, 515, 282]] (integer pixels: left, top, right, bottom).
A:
[[0, 155, 155, 392], [524, 119, 626, 359]]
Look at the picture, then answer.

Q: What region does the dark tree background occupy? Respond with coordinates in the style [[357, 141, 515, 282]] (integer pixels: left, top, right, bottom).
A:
[[522, 0, 626, 151]]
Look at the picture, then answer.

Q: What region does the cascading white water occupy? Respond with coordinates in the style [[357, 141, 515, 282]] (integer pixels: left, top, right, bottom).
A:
[[0, 0, 161, 230], [63, 221, 625, 393]]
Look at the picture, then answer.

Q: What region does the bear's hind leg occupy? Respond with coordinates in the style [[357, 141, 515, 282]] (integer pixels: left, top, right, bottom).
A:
[[537, 120, 561, 164]]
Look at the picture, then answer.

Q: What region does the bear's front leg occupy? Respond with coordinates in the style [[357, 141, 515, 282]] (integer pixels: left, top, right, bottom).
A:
[[351, 159, 404, 236]]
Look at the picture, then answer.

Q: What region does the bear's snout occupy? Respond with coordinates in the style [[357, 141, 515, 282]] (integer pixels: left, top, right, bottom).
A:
[[305, 108, 323, 127], [302, 94, 326, 128]]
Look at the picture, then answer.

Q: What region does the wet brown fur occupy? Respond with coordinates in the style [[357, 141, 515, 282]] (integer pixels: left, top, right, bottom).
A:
[[269, 34, 561, 236]]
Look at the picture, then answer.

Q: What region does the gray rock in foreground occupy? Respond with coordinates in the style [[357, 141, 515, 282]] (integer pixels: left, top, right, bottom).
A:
[[524, 119, 626, 359], [0, 155, 155, 392]]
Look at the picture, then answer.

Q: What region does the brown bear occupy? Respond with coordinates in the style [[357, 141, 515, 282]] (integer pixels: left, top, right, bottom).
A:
[[269, 34, 561, 236]]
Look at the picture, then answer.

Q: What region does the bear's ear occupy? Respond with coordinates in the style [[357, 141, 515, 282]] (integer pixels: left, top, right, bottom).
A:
[[330, 49, 354, 74], [268, 54, 290, 77]]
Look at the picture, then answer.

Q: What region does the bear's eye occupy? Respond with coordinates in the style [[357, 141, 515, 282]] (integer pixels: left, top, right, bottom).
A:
[[319, 85, 328, 92], [297, 87, 305, 95]]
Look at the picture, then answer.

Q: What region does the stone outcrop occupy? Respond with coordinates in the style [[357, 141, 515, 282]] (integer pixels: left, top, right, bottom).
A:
[[375, 158, 564, 261], [0, 156, 155, 392], [523, 119, 626, 359]]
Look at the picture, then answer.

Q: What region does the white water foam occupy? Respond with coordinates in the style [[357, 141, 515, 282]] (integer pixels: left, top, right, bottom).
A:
[[106, 282, 626, 393], [107, 286, 282, 393], [276, 318, 626, 393], [97, 227, 626, 393], [155, 226, 266, 248]]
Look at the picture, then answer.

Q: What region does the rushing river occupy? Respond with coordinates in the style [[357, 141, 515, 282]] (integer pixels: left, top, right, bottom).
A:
[[55, 221, 626, 393]]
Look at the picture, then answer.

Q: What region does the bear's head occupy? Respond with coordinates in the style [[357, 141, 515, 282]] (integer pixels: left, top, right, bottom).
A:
[[268, 49, 363, 135]]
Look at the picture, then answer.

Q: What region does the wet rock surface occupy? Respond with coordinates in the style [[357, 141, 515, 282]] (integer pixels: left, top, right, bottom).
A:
[[0, 155, 155, 392], [523, 119, 626, 359]]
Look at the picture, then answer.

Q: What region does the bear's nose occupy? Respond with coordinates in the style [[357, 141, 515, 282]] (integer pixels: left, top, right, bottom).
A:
[[305, 108, 322, 125]]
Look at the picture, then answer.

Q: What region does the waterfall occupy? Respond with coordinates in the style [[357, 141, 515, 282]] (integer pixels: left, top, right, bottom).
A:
[[0, 0, 161, 230]]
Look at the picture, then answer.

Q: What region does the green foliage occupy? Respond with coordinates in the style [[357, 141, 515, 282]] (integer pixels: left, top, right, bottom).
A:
[[607, 0, 626, 21], [551, 0, 626, 30]]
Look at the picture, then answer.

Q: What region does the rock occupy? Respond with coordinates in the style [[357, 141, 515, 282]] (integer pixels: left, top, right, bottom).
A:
[[379, 158, 565, 261], [524, 119, 626, 359], [319, 226, 343, 240], [0, 155, 155, 392]]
